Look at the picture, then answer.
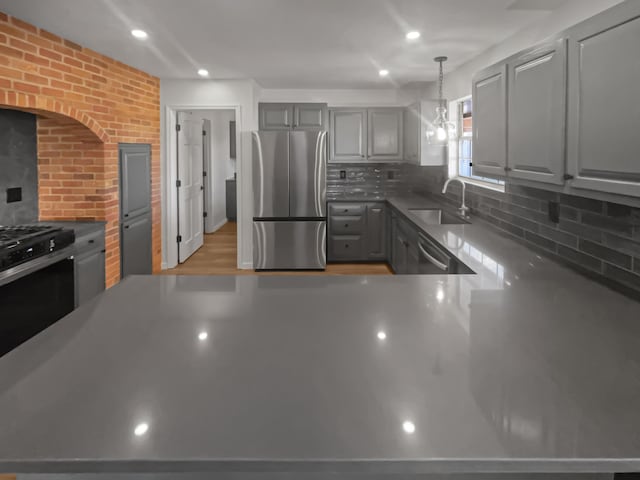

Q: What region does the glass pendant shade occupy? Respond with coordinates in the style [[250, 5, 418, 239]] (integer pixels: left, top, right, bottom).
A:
[[427, 56, 456, 145]]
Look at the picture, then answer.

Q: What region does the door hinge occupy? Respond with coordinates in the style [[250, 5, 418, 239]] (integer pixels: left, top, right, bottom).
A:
[[176, 180, 181, 188], [203, 130, 206, 136], [176, 124, 181, 132], [177, 235, 182, 243], [563, 174, 575, 181], [504, 167, 512, 172], [203, 171, 207, 177], [203, 212, 208, 218]]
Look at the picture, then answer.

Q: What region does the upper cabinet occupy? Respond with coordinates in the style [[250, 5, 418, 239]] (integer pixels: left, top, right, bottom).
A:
[[470, 0, 640, 202], [472, 63, 508, 178], [367, 108, 403, 161], [329, 108, 367, 162], [329, 107, 404, 163], [259, 103, 294, 130], [508, 38, 566, 185], [566, 2, 640, 197], [404, 101, 447, 167], [293, 104, 327, 130], [259, 103, 327, 131]]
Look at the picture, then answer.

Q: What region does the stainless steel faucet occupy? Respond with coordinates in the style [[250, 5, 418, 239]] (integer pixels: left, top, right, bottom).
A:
[[442, 177, 470, 218]]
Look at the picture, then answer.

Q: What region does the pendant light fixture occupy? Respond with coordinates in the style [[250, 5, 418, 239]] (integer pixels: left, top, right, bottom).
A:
[[426, 56, 456, 145]]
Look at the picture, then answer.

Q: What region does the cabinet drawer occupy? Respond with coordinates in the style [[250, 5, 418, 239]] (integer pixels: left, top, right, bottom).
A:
[[74, 229, 105, 256], [330, 215, 364, 235], [329, 203, 365, 216], [329, 235, 363, 260]]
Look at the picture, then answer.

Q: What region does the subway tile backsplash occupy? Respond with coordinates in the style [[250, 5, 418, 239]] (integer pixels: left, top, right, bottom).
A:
[[328, 161, 640, 295], [415, 165, 640, 296]]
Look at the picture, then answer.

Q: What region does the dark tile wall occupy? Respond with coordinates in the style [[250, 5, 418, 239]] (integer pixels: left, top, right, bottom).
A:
[[327, 163, 411, 200], [413, 165, 640, 295], [0, 109, 38, 225]]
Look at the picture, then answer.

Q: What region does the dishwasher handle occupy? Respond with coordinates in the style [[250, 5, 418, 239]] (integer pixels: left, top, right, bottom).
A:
[[418, 241, 449, 272]]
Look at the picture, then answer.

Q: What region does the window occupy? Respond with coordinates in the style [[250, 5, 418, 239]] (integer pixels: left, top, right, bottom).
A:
[[453, 97, 504, 188]]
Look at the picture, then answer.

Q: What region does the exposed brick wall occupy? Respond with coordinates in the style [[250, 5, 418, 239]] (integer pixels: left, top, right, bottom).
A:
[[0, 12, 160, 287]]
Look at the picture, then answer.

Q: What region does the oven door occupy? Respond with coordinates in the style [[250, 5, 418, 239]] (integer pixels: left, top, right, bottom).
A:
[[0, 257, 75, 357]]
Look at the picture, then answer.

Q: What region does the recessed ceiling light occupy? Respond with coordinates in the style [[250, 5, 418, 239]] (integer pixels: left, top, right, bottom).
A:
[[198, 69, 209, 77], [402, 421, 416, 434], [379, 69, 389, 77], [406, 31, 421, 40], [198, 331, 208, 341], [377, 331, 387, 341], [131, 29, 148, 40]]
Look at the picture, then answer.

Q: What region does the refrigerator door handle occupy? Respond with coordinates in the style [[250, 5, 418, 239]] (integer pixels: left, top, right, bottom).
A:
[[252, 131, 265, 217], [314, 131, 327, 217]]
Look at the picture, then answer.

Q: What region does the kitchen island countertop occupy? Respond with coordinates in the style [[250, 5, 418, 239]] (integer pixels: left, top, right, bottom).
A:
[[1, 195, 640, 475]]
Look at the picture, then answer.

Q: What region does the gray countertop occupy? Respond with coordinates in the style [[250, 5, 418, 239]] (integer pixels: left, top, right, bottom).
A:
[[2, 196, 640, 474]]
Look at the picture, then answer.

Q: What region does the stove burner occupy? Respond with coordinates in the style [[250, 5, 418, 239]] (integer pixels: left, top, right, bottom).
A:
[[0, 225, 75, 272]]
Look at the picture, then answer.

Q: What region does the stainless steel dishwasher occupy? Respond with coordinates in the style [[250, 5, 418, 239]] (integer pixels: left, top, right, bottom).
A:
[[417, 233, 474, 275]]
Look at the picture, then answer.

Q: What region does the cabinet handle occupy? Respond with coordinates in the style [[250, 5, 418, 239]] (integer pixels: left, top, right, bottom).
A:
[[345, 244, 349, 248], [344, 224, 349, 228]]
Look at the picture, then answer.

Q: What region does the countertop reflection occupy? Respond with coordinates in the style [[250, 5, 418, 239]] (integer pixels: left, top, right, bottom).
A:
[[1, 196, 640, 474]]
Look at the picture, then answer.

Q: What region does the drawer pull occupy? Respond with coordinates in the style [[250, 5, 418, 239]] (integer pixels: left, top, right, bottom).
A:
[[344, 224, 349, 228], [345, 244, 349, 248], [343, 209, 348, 213]]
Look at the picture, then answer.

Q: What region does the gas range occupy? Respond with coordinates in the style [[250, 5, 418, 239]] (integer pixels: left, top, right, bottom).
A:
[[0, 225, 75, 272]]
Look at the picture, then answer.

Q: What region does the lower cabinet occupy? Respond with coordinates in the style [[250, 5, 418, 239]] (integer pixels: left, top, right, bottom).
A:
[[121, 214, 153, 277], [73, 225, 106, 308], [390, 211, 419, 274], [75, 249, 105, 307], [328, 202, 386, 262]]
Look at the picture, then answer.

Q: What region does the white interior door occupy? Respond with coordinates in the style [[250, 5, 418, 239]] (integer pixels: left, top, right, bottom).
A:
[[177, 111, 204, 263]]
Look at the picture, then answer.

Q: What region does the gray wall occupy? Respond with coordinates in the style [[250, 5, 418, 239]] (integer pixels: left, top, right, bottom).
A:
[[413, 165, 640, 296], [0, 109, 38, 225]]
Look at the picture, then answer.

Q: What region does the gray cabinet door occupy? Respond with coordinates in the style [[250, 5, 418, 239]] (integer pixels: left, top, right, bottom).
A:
[[391, 215, 407, 274], [508, 39, 567, 185], [366, 203, 386, 260], [368, 108, 403, 161], [75, 249, 105, 307], [259, 103, 294, 131], [472, 63, 508, 178], [120, 144, 151, 220], [294, 104, 327, 130], [329, 109, 367, 162], [121, 214, 152, 277], [566, 2, 640, 197], [404, 104, 420, 164]]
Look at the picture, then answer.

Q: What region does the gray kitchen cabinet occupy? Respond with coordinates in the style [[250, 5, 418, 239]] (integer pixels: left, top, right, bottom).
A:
[[294, 104, 327, 130], [327, 202, 386, 262], [259, 103, 294, 130], [121, 213, 152, 277], [390, 210, 419, 274], [368, 108, 403, 161], [329, 108, 367, 162], [566, 1, 640, 198], [75, 249, 105, 307], [120, 144, 151, 220], [366, 203, 386, 260], [404, 102, 447, 166], [472, 63, 508, 178], [73, 225, 106, 307], [508, 38, 567, 185]]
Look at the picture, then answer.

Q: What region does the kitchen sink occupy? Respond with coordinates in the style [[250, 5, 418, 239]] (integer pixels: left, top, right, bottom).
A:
[[408, 209, 469, 225]]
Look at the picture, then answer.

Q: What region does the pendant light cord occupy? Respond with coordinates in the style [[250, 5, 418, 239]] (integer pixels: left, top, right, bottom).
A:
[[438, 59, 444, 109]]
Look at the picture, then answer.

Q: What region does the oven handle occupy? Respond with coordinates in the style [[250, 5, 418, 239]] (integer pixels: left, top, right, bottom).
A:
[[418, 241, 449, 272]]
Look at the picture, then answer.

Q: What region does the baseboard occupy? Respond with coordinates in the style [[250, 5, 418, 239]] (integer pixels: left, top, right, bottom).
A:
[[240, 261, 253, 270], [205, 219, 228, 235]]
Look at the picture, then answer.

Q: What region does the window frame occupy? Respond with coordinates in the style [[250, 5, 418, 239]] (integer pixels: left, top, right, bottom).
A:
[[449, 96, 505, 192]]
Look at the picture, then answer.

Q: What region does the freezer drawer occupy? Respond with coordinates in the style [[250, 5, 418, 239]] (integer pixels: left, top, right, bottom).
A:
[[253, 221, 326, 270]]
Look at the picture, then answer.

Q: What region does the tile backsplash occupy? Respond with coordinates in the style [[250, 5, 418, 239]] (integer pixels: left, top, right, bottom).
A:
[[328, 161, 640, 295], [327, 163, 411, 200], [416, 166, 640, 296], [0, 109, 38, 226]]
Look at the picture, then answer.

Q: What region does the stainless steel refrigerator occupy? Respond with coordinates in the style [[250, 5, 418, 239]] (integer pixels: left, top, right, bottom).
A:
[[252, 130, 327, 270]]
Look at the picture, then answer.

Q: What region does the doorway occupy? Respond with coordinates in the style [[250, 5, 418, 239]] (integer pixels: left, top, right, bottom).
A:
[[175, 109, 237, 264]]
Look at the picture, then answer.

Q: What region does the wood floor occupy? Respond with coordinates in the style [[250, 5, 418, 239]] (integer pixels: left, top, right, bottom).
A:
[[163, 222, 393, 276]]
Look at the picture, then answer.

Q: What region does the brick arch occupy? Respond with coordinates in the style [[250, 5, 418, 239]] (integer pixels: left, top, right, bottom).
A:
[[0, 90, 110, 143]]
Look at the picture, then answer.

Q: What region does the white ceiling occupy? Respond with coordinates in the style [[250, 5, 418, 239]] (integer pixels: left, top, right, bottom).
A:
[[0, 0, 571, 88]]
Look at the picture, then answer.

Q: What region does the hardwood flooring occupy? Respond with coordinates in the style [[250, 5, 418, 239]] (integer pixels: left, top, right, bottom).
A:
[[163, 222, 393, 276]]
